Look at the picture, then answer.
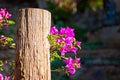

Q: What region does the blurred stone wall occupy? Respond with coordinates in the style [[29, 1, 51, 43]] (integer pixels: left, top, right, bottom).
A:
[[114, 0, 120, 12]]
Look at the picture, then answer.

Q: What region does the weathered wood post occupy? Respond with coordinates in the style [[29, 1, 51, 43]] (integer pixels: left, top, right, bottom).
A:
[[14, 8, 51, 80]]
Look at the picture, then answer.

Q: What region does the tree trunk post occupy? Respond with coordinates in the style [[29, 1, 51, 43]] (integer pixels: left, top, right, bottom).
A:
[[14, 8, 51, 80]]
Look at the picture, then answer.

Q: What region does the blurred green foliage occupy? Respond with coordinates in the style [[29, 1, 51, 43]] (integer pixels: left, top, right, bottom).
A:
[[77, 0, 103, 12], [47, 0, 103, 23], [46, 1, 73, 23]]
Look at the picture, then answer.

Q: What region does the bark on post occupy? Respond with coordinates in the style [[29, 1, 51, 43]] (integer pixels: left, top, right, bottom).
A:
[[14, 8, 51, 80]]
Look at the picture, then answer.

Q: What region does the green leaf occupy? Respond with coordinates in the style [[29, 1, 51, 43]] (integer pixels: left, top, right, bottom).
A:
[[6, 37, 13, 42], [9, 43, 15, 49], [78, 46, 81, 50], [47, 35, 55, 42], [53, 52, 61, 59], [7, 20, 15, 25], [0, 60, 3, 71], [50, 57, 54, 62], [50, 51, 61, 62]]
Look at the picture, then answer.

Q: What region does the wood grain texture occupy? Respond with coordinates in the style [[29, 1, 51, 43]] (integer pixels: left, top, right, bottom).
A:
[[14, 8, 51, 80]]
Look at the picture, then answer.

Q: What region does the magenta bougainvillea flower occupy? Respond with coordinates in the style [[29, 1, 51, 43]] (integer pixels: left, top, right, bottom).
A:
[[64, 57, 75, 74], [49, 26, 82, 75], [0, 73, 10, 80], [66, 64, 75, 75], [59, 27, 75, 37], [50, 26, 81, 56], [74, 58, 81, 68], [0, 8, 12, 27], [5, 76, 10, 80], [0, 8, 11, 20], [50, 26, 58, 35], [76, 41, 81, 47], [64, 57, 81, 74], [1, 35, 6, 41], [0, 74, 3, 80]]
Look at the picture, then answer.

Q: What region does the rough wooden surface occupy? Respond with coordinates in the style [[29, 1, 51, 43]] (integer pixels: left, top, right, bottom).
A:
[[14, 8, 51, 80]]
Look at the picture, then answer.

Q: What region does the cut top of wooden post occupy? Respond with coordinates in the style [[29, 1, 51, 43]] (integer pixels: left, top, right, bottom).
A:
[[14, 8, 51, 80]]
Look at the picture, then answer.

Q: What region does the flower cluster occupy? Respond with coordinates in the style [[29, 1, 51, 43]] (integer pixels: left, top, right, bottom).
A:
[[0, 8, 11, 27], [0, 35, 15, 49], [48, 26, 81, 75], [50, 26, 81, 56], [0, 8, 15, 49], [0, 73, 10, 80], [64, 57, 80, 74], [0, 8, 14, 80]]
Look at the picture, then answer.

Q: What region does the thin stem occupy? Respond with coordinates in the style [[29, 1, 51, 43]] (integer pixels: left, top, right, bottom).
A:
[[61, 56, 67, 60], [51, 69, 65, 72]]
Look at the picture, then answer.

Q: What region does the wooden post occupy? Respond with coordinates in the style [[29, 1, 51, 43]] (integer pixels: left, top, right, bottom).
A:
[[14, 8, 51, 80]]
